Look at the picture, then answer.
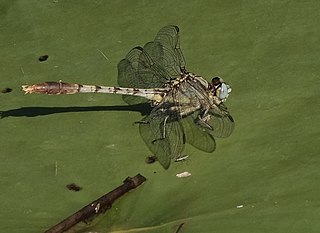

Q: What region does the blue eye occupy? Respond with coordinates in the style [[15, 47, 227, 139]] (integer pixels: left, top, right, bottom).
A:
[[219, 83, 228, 99]]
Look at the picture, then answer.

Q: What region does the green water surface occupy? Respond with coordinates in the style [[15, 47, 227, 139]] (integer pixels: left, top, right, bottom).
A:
[[0, 1, 319, 232]]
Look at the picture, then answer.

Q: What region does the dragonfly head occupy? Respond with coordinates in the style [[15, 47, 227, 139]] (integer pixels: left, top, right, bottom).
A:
[[210, 77, 231, 102]]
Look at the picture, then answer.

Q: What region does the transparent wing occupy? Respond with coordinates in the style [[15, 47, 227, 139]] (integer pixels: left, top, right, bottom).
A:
[[117, 25, 186, 105], [139, 101, 186, 169], [147, 25, 186, 77], [118, 47, 169, 104], [195, 104, 235, 138], [118, 46, 170, 89], [181, 112, 216, 153], [207, 110, 234, 138]]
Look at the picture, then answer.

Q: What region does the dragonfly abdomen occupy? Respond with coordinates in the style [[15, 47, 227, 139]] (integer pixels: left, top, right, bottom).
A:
[[22, 81, 168, 102], [22, 82, 80, 95]]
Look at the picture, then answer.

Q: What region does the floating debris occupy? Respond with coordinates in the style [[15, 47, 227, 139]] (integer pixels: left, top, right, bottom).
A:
[[1, 88, 12, 93], [145, 155, 157, 164], [175, 155, 189, 162], [66, 183, 82, 192], [46, 174, 146, 233], [176, 171, 191, 178], [175, 222, 185, 233], [39, 55, 49, 62]]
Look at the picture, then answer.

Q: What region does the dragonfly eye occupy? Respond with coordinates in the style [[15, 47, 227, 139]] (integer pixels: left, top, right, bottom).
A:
[[217, 83, 229, 100], [211, 77, 221, 86], [211, 77, 231, 101]]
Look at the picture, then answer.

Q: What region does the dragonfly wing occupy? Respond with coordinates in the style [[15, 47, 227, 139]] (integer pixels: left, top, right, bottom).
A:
[[118, 25, 186, 105], [139, 103, 186, 169], [118, 47, 168, 105], [181, 112, 216, 153], [145, 25, 186, 77], [196, 104, 235, 138]]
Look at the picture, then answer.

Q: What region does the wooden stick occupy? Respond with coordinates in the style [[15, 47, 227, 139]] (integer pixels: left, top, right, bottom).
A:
[[45, 174, 147, 233]]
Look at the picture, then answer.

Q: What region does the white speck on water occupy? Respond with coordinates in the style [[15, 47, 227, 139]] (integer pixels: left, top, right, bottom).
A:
[[176, 171, 191, 178], [105, 144, 116, 149], [175, 155, 189, 162], [97, 49, 109, 61]]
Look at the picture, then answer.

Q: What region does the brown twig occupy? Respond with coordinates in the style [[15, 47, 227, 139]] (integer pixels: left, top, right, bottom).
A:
[[45, 174, 147, 233]]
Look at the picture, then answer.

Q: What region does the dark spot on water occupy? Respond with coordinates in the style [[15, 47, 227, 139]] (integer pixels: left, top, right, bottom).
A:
[[39, 55, 49, 62], [66, 183, 82, 192], [175, 223, 185, 233], [145, 155, 157, 164], [1, 88, 12, 93]]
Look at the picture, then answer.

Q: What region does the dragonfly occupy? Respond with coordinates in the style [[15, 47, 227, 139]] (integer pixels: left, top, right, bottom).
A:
[[22, 25, 234, 169]]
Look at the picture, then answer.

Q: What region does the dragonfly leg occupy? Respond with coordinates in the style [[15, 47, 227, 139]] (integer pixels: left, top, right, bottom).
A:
[[162, 115, 169, 139], [151, 115, 169, 144], [180, 66, 187, 74], [196, 109, 214, 130]]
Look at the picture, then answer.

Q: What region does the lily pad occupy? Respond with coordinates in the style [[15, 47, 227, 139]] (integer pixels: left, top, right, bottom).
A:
[[0, 1, 320, 233]]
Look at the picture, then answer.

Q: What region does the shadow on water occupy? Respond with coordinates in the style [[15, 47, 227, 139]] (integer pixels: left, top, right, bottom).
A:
[[0, 103, 152, 118]]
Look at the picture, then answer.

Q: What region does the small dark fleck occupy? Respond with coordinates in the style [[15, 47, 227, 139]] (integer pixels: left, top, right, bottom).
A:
[[1, 88, 12, 93], [145, 155, 157, 164], [175, 223, 185, 233], [153, 171, 157, 174], [66, 183, 82, 192], [39, 55, 49, 62]]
